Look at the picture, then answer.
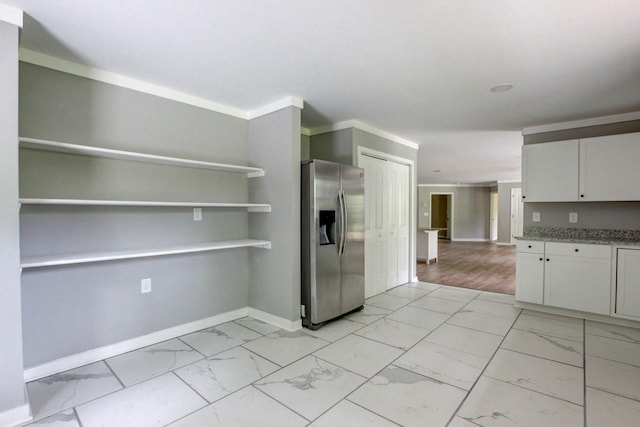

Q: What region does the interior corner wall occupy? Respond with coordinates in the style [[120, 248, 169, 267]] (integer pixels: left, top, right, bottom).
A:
[[248, 107, 301, 325], [418, 186, 491, 240], [19, 63, 251, 369], [497, 182, 521, 243], [308, 128, 353, 164], [301, 133, 310, 161], [522, 119, 640, 230], [0, 20, 28, 418]]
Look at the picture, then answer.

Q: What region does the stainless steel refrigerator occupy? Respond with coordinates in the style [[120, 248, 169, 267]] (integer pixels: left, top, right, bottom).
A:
[[301, 159, 365, 329]]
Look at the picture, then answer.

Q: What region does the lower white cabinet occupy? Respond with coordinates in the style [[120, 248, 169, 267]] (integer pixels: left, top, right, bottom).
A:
[[616, 248, 640, 318], [515, 241, 544, 304], [516, 240, 612, 315]]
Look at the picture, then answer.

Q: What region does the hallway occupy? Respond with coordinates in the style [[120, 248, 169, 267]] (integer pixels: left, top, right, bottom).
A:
[[417, 241, 516, 294]]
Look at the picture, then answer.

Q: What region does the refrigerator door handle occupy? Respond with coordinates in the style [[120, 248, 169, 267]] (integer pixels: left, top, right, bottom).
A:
[[341, 190, 348, 256], [338, 190, 346, 256]]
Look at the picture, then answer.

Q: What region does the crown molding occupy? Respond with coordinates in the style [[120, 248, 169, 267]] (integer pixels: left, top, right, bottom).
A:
[[247, 96, 304, 120], [19, 48, 304, 121], [418, 183, 494, 188], [0, 4, 22, 27], [308, 119, 419, 150], [522, 111, 640, 135]]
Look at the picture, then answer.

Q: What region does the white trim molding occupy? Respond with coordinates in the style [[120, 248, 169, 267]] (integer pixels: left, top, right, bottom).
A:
[[418, 183, 495, 188], [0, 4, 22, 27], [0, 401, 31, 427], [300, 127, 311, 136], [522, 111, 640, 135], [497, 179, 521, 184], [248, 307, 302, 332], [248, 96, 304, 119], [452, 238, 490, 242], [23, 308, 249, 382], [310, 120, 420, 150], [18, 49, 304, 121]]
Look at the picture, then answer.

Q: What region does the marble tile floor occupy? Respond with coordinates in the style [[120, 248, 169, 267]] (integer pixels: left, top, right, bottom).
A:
[[22, 282, 640, 427]]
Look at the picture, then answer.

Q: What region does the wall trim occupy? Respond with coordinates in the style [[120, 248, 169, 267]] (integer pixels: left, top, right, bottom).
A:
[[0, 401, 31, 427], [23, 308, 249, 382], [522, 111, 640, 135], [18, 49, 303, 121], [248, 307, 302, 332], [497, 179, 521, 184], [419, 183, 494, 188], [248, 96, 304, 119], [300, 127, 311, 136], [495, 242, 514, 246], [0, 4, 22, 27], [514, 301, 640, 329], [451, 238, 490, 242], [310, 119, 420, 150]]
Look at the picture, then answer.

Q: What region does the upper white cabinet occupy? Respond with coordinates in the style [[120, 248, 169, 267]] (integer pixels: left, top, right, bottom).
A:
[[522, 132, 640, 202], [522, 140, 579, 202], [580, 133, 640, 201]]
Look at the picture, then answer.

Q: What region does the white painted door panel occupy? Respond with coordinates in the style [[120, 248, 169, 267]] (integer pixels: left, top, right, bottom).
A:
[[616, 248, 640, 318], [515, 251, 544, 304]]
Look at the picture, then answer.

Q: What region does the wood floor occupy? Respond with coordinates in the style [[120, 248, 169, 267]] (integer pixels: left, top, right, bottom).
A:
[[416, 240, 516, 295]]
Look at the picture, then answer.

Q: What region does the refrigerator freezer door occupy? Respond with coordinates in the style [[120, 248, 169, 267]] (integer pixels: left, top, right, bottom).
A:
[[309, 160, 342, 324], [340, 164, 365, 314]]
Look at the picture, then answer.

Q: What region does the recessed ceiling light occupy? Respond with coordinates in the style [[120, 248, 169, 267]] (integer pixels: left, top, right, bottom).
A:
[[490, 83, 514, 93]]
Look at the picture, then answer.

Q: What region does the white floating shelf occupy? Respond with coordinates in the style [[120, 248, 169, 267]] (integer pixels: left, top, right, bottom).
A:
[[20, 198, 271, 211], [19, 137, 265, 177], [21, 239, 272, 269]]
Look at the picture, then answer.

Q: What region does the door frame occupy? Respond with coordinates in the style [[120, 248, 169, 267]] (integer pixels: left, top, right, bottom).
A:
[[357, 146, 416, 283], [429, 192, 454, 240], [510, 187, 524, 244], [490, 191, 498, 241]]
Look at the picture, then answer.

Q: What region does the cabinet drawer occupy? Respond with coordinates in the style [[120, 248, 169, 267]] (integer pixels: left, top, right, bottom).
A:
[[516, 240, 544, 254], [545, 242, 611, 259]]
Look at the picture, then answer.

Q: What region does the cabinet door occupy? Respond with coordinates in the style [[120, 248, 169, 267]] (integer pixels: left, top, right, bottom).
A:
[[516, 252, 544, 304], [616, 249, 640, 318], [580, 132, 640, 201], [522, 140, 579, 202], [544, 255, 611, 315]]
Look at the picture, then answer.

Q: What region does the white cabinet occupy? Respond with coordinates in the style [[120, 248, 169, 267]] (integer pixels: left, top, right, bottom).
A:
[[515, 240, 544, 304], [580, 133, 640, 201], [417, 229, 438, 263], [615, 248, 640, 318], [522, 140, 579, 202], [522, 132, 640, 203], [516, 240, 612, 315], [544, 242, 611, 315]]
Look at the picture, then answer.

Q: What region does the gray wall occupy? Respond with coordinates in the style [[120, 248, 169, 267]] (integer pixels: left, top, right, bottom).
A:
[[20, 63, 253, 368], [301, 133, 310, 161], [0, 20, 27, 417], [248, 107, 301, 323], [418, 186, 491, 240], [497, 182, 521, 244], [308, 128, 353, 164], [523, 120, 640, 230]]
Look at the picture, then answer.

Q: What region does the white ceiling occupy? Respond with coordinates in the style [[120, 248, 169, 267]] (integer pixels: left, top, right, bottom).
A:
[[6, 0, 640, 184]]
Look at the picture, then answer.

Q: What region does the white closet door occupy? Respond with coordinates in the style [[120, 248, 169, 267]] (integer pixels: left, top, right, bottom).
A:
[[395, 163, 410, 285], [360, 155, 387, 298], [386, 162, 399, 290]]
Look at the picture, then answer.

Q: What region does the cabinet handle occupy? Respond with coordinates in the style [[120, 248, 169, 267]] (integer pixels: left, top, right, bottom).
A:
[[574, 248, 579, 252], [546, 258, 550, 262], [522, 196, 526, 199], [528, 245, 532, 248], [580, 194, 585, 198], [539, 257, 543, 261]]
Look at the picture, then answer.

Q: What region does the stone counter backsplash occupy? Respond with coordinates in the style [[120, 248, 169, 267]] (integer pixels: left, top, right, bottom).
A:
[[523, 227, 640, 244]]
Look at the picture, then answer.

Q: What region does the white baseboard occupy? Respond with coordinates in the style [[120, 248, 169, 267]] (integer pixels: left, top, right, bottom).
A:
[[0, 401, 31, 427], [248, 307, 302, 332], [24, 307, 249, 382], [495, 242, 515, 246], [451, 238, 490, 242]]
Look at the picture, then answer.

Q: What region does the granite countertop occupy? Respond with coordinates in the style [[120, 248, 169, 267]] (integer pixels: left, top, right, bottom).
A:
[[519, 227, 640, 246]]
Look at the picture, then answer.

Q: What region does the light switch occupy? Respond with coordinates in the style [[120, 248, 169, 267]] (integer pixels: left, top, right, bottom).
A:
[[569, 212, 578, 223], [532, 212, 540, 222], [193, 208, 202, 221]]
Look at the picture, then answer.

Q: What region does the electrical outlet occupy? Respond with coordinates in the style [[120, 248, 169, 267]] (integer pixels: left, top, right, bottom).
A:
[[141, 278, 152, 294], [193, 208, 202, 221], [532, 212, 541, 222], [569, 212, 578, 223]]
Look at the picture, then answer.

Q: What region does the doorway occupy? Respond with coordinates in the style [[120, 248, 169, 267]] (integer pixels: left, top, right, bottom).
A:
[[490, 191, 498, 242], [510, 187, 524, 244], [430, 193, 453, 240]]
